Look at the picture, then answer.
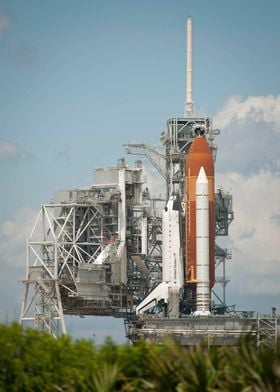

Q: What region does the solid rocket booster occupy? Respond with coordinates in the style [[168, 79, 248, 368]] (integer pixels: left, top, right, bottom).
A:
[[136, 196, 183, 315], [194, 167, 211, 315], [185, 135, 215, 292]]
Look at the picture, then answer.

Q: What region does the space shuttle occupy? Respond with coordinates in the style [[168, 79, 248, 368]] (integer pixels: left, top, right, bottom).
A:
[[136, 195, 184, 316]]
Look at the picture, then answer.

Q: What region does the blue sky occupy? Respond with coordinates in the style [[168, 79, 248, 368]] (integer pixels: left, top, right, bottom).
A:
[[0, 0, 280, 342]]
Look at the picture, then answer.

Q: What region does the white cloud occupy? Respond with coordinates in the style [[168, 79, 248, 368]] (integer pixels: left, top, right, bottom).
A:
[[0, 12, 10, 34], [214, 95, 280, 174], [214, 95, 280, 131], [218, 170, 280, 265], [215, 102, 280, 300]]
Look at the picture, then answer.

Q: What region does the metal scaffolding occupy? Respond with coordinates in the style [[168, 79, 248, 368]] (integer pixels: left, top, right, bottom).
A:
[[20, 161, 164, 336], [128, 315, 280, 346], [20, 201, 117, 335], [257, 316, 278, 349]]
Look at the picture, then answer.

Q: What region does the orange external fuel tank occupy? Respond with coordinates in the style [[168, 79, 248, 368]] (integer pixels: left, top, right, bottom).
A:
[[185, 135, 215, 288]]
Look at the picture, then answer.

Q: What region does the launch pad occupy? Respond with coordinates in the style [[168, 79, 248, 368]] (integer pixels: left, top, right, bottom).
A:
[[127, 315, 279, 348], [19, 18, 279, 346]]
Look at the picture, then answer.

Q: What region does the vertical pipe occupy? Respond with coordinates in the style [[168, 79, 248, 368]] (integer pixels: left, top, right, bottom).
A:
[[141, 217, 148, 255], [118, 168, 127, 283], [185, 17, 194, 117], [223, 258, 226, 305]]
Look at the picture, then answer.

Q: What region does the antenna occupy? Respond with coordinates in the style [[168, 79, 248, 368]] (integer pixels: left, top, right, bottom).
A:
[[184, 17, 194, 117]]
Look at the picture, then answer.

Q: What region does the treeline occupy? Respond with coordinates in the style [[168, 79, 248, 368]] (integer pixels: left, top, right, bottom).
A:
[[0, 323, 279, 391]]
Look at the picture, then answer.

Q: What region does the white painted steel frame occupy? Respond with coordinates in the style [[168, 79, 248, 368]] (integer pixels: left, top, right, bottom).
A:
[[20, 202, 106, 336]]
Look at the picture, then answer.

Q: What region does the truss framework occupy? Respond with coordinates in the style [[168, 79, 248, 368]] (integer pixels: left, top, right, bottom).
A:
[[257, 316, 278, 349], [20, 163, 166, 336], [20, 202, 110, 335]]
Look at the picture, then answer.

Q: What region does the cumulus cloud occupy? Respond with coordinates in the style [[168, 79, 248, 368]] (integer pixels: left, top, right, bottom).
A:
[[0, 12, 10, 34], [214, 95, 280, 174], [214, 95, 280, 131], [214, 96, 280, 305], [0, 139, 30, 160], [217, 170, 280, 278]]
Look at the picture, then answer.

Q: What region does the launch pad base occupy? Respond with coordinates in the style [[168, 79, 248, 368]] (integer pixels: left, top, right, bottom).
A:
[[127, 315, 279, 347]]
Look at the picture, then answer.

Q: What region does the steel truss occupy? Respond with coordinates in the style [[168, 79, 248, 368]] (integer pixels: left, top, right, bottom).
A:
[[126, 198, 163, 307], [257, 316, 279, 349], [20, 201, 114, 335]]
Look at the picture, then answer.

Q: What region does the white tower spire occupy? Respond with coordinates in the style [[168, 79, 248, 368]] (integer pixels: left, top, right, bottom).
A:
[[184, 17, 194, 117]]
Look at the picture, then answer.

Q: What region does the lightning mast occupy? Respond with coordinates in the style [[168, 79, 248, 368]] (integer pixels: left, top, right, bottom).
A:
[[185, 17, 194, 117]]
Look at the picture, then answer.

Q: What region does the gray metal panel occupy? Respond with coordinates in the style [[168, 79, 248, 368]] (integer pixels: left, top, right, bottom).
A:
[[77, 265, 106, 283], [53, 190, 79, 203], [76, 282, 110, 300], [131, 255, 149, 276], [93, 168, 119, 185]]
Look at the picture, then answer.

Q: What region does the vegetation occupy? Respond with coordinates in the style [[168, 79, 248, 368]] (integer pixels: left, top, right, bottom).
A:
[[0, 323, 279, 391]]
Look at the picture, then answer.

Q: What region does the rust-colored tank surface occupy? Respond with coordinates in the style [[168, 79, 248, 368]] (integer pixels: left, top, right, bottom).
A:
[[185, 136, 215, 288]]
